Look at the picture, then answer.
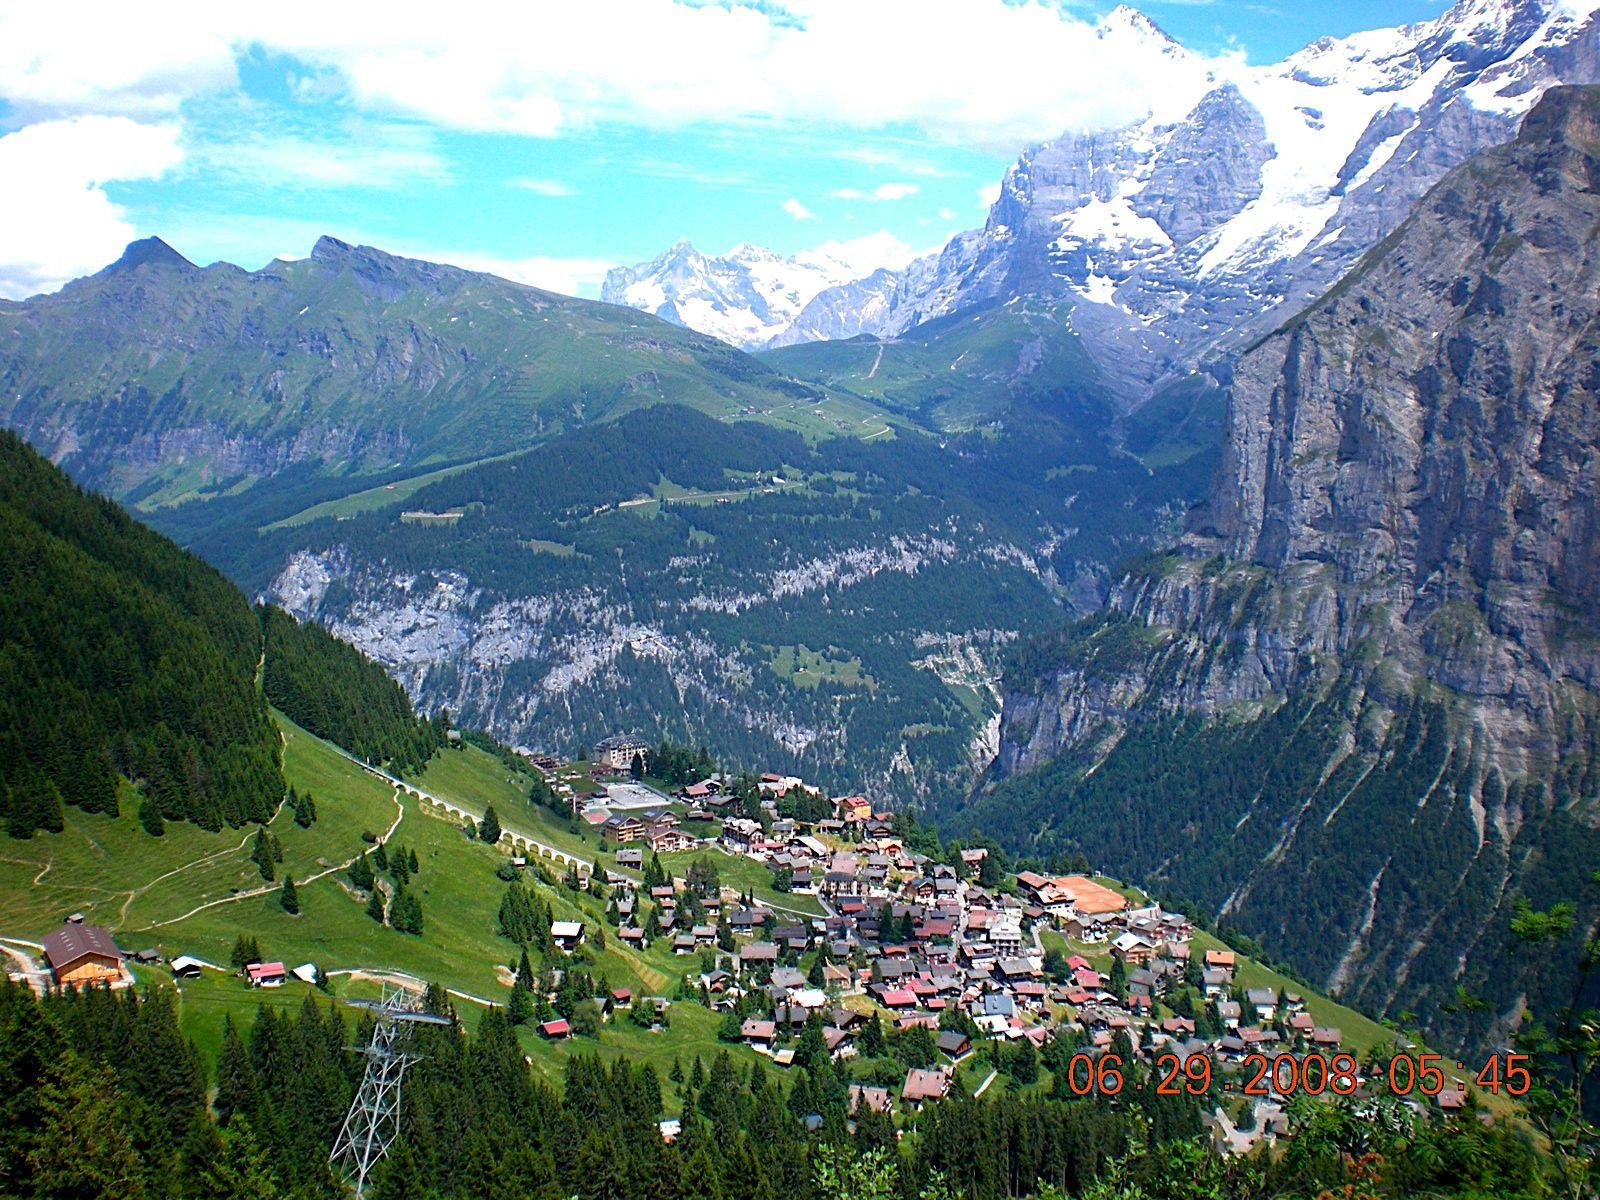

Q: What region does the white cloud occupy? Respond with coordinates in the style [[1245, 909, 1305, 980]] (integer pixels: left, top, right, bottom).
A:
[[833, 146, 949, 177], [782, 197, 816, 221], [798, 231, 921, 276], [422, 249, 616, 298], [511, 178, 577, 196], [938, 206, 956, 220], [199, 128, 449, 188], [0, 5, 236, 117], [832, 182, 919, 202], [1, 2, 1227, 148], [0, 116, 183, 298], [977, 181, 1002, 208]]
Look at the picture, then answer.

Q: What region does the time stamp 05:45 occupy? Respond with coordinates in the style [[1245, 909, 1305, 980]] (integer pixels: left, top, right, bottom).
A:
[[1052, 1051, 1532, 1098]]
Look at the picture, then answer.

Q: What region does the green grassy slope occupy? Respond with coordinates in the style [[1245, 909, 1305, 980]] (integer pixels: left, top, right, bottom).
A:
[[0, 237, 841, 510], [757, 299, 1106, 431]]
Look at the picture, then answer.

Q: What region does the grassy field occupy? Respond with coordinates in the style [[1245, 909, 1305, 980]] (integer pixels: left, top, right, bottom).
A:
[[660, 849, 826, 917], [0, 716, 397, 939], [412, 745, 601, 861], [768, 644, 874, 691], [263, 449, 527, 530]]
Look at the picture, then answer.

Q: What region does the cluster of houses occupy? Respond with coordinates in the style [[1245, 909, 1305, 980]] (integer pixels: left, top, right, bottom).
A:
[[528, 756, 1462, 1154]]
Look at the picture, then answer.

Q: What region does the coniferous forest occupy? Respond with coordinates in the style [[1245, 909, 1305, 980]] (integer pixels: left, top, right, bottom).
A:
[[0, 979, 1552, 1200], [0, 431, 280, 838], [262, 605, 447, 773], [0, 433, 444, 840]]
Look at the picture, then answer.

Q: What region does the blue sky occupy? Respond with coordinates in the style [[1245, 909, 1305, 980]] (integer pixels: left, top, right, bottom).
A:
[[0, 1, 1447, 299]]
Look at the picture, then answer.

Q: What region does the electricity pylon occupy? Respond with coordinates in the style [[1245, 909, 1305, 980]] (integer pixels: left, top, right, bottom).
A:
[[330, 986, 453, 1197]]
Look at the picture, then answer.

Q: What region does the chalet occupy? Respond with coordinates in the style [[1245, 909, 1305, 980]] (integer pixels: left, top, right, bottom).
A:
[[609, 988, 634, 1009], [836, 795, 872, 824], [773, 924, 810, 953], [728, 908, 768, 932], [1110, 931, 1157, 964], [551, 920, 585, 951], [246, 961, 287, 988], [540, 1019, 571, 1040], [292, 963, 319, 984], [936, 1030, 971, 1059], [987, 916, 1024, 956], [849, 1085, 892, 1116], [169, 955, 205, 980], [901, 1068, 950, 1108], [645, 822, 695, 853], [770, 966, 807, 992], [1246, 987, 1278, 1022], [741, 1019, 777, 1052], [739, 942, 778, 968], [42, 918, 124, 990], [604, 815, 646, 844], [615, 847, 645, 869]]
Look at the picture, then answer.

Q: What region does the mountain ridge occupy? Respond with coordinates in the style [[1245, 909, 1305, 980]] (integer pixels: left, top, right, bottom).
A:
[[958, 83, 1600, 1049], [0, 235, 824, 508], [609, 0, 1600, 405]]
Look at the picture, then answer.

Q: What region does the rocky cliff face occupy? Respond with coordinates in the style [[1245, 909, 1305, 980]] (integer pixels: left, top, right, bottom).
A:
[[977, 86, 1600, 1044]]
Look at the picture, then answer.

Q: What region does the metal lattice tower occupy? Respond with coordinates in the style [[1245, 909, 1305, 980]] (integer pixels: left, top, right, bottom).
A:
[[330, 986, 452, 1197]]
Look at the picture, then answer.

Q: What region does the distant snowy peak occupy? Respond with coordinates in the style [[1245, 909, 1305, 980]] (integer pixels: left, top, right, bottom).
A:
[[608, 0, 1600, 377], [600, 239, 907, 350], [893, 0, 1600, 400]]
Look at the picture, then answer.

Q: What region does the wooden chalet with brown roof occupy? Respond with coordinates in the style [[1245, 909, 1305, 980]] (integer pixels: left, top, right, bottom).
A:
[[42, 917, 125, 990]]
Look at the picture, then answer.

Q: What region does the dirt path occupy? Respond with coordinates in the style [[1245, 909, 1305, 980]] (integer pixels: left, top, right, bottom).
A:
[[145, 785, 406, 930], [0, 938, 48, 994], [866, 343, 885, 379], [116, 796, 294, 928]]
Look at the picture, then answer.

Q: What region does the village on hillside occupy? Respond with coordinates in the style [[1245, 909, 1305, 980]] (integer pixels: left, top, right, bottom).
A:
[[508, 735, 1476, 1152], [22, 731, 1481, 1159]]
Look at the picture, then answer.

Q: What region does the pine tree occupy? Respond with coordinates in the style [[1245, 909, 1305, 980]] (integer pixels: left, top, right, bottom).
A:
[[26, 1058, 148, 1200], [251, 829, 275, 882], [348, 853, 374, 891], [366, 888, 386, 925], [138, 792, 165, 837], [279, 875, 299, 915], [508, 981, 534, 1026], [479, 804, 501, 844]]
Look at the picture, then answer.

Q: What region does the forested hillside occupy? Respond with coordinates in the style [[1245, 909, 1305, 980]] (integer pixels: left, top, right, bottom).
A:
[[0, 432, 443, 841], [0, 980, 1550, 1200], [253, 401, 1209, 802], [0, 431, 280, 838], [262, 605, 447, 772]]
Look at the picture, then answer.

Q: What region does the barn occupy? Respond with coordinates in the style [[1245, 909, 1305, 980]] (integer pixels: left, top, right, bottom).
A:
[[42, 917, 125, 990]]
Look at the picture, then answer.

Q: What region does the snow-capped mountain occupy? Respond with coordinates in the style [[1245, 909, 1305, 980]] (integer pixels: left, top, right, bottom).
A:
[[600, 238, 908, 350], [610, 0, 1600, 399]]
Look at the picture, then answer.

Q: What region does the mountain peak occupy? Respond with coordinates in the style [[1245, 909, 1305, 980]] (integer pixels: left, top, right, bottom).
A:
[[311, 235, 359, 264], [1098, 5, 1178, 46], [110, 237, 193, 273]]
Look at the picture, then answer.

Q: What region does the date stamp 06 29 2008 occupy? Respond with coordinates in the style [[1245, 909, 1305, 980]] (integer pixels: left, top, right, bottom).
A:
[[1052, 1050, 1532, 1099]]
